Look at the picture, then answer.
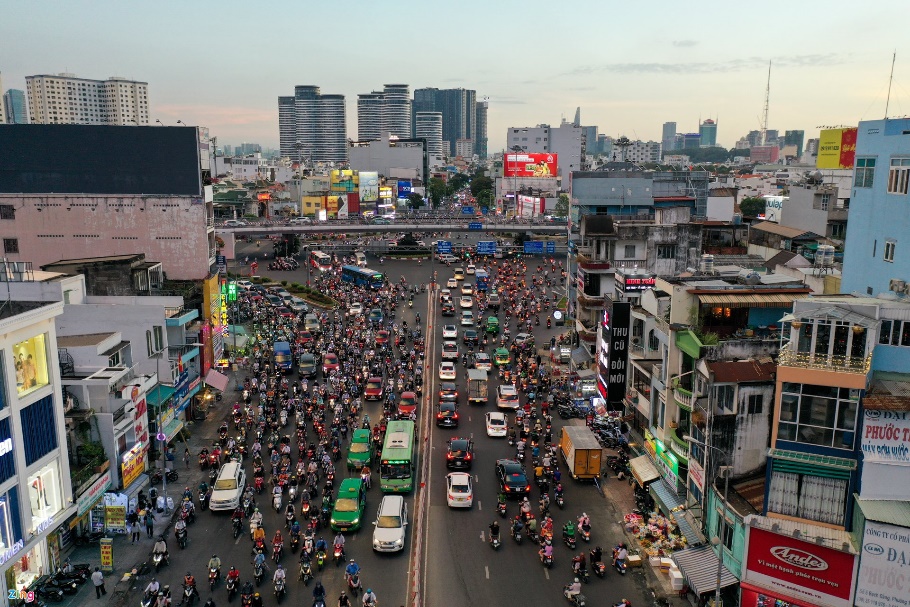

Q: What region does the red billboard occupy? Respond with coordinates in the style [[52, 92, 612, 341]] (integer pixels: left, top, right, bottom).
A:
[[743, 526, 858, 607], [503, 153, 558, 178]]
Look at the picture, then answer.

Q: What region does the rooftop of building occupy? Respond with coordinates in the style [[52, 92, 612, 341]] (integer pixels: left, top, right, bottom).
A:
[[0, 300, 56, 321], [57, 333, 117, 348], [43, 254, 146, 268], [855, 498, 910, 528], [706, 360, 776, 383], [750, 221, 819, 240], [727, 474, 765, 517]]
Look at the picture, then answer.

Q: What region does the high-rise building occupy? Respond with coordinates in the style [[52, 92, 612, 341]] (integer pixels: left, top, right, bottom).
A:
[[0, 72, 5, 124], [415, 111, 443, 157], [661, 122, 677, 152], [239, 143, 261, 155], [746, 130, 763, 147], [474, 100, 488, 159], [4, 90, 27, 124], [682, 133, 701, 149], [783, 130, 805, 158], [412, 87, 476, 156], [25, 73, 148, 125], [765, 129, 779, 146], [699, 118, 718, 147], [506, 121, 583, 179], [356, 84, 412, 141], [278, 85, 347, 163], [356, 92, 383, 141]]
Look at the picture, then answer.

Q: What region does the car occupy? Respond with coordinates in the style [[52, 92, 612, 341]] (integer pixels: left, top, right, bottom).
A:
[[277, 306, 295, 319], [304, 313, 320, 334], [460, 311, 474, 326], [376, 330, 390, 345], [289, 217, 313, 225], [364, 377, 384, 401], [439, 289, 453, 303], [209, 462, 246, 510], [473, 352, 492, 371], [347, 429, 374, 471], [289, 301, 307, 314], [459, 296, 473, 309], [297, 330, 314, 345], [446, 438, 475, 470], [441, 340, 459, 361], [372, 217, 391, 225], [438, 253, 458, 264], [368, 308, 384, 323], [372, 495, 408, 553], [298, 353, 318, 378], [398, 391, 418, 416], [462, 329, 478, 346], [513, 332, 535, 347], [438, 382, 458, 402], [466, 264, 476, 275], [348, 302, 364, 317], [322, 353, 339, 374], [442, 325, 458, 339], [436, 401, 459, 427], [453, 268, 465, 280], [461, 285, 474, 296], [235, 280, 253, 291], [496, 384, 520, 409], [445, 472, 474, 508], [487, 293, 501, 307], [331, 478, 367, 531], [496, 459, 530, 497], [439, 361, 457, 380], [223, 219, 248, 227], [446, 278, 458, 289], [485, 411, 508, 437], [441, 302, 456, 316], [265, 294, 283, 307], [494, 347, 511, 367]]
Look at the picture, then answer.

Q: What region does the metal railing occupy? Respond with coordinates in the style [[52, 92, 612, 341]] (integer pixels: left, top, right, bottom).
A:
[[778, 348, 871, 375]]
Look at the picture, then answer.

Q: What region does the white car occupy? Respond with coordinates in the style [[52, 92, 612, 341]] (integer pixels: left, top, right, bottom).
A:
[[466, 265, 476, 275], [223, 219, 247, 227], [209, 462, 246, 511], [459, 296, 473, 309], [439, 361, 457, 380], [372, 495, 408, 553], [446, 278, 459, 289], [442, 325, 458, 339], [485, 412, 508, 437], [460, 311, 474, 326], [439, 289, 453, 303], [348, 302, 364, 317], [474, 352, 492, 371], [461, 285, 474, 296], [441, 341, 459, 361], [446, 472, 474, 508], [496, 384, 520, 410]]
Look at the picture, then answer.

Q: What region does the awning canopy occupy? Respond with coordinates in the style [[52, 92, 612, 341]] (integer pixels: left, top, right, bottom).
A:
[[695, 292, 807, 308], [147, 384, 175, 409], [571, 347, 593, 365], [629, 455, 660, 486], [672, 545, 739, 596], [204, 369, 230, 392], [650, 479, 685, 513], [675, 510, 707, 546]]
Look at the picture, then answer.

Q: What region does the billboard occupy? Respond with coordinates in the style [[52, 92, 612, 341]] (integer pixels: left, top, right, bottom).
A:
[[743, 526, 858, 607], [503, 153, 558, 178], [359, 171, 379, 202], [860, 409, 910, 465], [855, 520, 910, 607], [516, 194, 543, 218], [330, 169, 358, 193], [762, 195, 786, 223], [397, 180, 412, 199], [817, 128, 857, 169]]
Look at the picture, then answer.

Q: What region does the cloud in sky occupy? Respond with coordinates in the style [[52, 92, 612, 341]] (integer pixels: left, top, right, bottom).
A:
[[672, 40, 698, 48], [563, 53, 846, 77]]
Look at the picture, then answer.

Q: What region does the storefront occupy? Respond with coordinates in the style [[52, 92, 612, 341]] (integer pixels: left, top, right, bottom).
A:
[[69, 468, 112, 535], [644, 430, 688, 495]]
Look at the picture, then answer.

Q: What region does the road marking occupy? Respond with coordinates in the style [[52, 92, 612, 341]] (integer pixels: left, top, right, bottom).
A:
[[544, 568, 550, 580], [485, 565, 489, 579], [477, 500, 481, 511], [480, 530, 485, 542]]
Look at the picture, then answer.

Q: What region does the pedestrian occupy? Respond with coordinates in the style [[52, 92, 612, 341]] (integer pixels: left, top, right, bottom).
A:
[[145, 510, 155, 538], [132, 520, 142, 543], [127, 510, 140, 543], [184, 448, 191, 469], [91, 567, 106, 598]]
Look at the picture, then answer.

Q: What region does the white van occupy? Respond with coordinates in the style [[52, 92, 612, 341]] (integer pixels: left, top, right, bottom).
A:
[[355, 252, 367, 267], [372, 495, 408, 552], [209, 462, 246, 511]]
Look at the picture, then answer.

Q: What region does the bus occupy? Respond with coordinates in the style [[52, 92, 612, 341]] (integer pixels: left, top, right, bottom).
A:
[[273, 341, 293, 373], [475, 269, 490, 292], [340, 265, 385, 289], [380, 420, 416, 493], [310, 251, 332, 271]]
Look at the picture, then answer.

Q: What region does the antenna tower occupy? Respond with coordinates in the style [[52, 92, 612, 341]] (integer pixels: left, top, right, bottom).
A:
[[760, 61, 771, 145]]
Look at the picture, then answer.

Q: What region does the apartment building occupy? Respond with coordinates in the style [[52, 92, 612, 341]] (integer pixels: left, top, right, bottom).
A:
[[26, 74, 148, 125]]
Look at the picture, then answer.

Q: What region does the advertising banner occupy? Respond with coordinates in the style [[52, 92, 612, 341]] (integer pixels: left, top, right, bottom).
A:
[[330, 169, 358, 193], [77, 469, 112, 516], [120, 446, 145, 489], [100, 538, 113, 573], [517, 194, 543, 218], [743, 526, 857, 607], [397, 181, 412, 198], [855, 520, 910, 607], [503, 153, 558, 178], [359, 172, 379, 202], [817, 128, 857, 169], [860, 409, 910, 465]]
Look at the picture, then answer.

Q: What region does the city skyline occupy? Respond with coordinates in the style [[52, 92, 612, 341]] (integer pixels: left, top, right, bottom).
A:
[[2, 0, 908, 153]]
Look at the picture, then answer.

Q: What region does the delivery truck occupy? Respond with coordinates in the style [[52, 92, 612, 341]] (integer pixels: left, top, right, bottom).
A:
[[559, 424, 603, 480], [467, 368, 489, 404]]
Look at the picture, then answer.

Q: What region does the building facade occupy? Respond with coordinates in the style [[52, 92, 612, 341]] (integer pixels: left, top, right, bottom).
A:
[[412, 88, 476, 156], [570, 169, 709, 219], [699, 119, 717, 147], [507, 121, 584, 180], [278, 86, 347, 163], [415, 111, 443, 158], [25, 74, 148, 125], [356, 84, 412, 142], [662, 122, 677, 152], [3, 90, 27, 124]]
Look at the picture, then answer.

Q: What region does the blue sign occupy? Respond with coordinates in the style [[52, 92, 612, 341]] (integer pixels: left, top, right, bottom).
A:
[[436, 241, 452, 254], [546, 241, 556, 255], [524, 241, 544, 254], [477, 241, 497, 255], [481, 207, 489, 215], [462, 206, 475, 215], [468, 222, 483, 231], [397, 181, 412, 196]]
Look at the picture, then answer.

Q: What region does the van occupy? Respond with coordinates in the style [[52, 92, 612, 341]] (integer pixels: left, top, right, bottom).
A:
[[304, 313, 320, 334], [438, 254, 458, 264], [209, 462, 246, 511], [355, 252, 367, 267], [273, 341, 293, 373], [372, 495, 408, 553]]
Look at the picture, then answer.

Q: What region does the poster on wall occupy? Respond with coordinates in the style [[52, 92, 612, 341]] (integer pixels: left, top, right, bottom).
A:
[[860, 410, 910, 465], [855, 520, 910, 607]]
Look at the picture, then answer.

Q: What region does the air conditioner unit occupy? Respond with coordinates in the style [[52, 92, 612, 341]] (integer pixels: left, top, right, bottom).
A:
[[890, 279, 906, 292]]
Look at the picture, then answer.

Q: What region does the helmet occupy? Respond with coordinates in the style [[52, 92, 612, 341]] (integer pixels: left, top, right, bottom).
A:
[[255, 508, 259, 512], [277, 565, 283, 570], [187, 572, 192, 576], [366, 589, 372, 594], [350, 559, 355, 563], [574, 578, 580, 583], [230, 566, 236, 571], [254, 593, 260, 598], [212, 555, 217, 558]]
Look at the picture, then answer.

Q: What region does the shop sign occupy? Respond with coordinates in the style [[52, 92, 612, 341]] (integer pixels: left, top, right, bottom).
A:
[[123, 385, 149, 452], [743, 526, 857, 607], [77, 469, 112, 516], [855, 520, 910, 607], [0, 437, 12, 457], [34, 516, 54, 535], [121, 446, 145, 489], [860, 410, 910, 465], [105, 506, 126, 531], [100, 538, 113, 572], [606, 302, 631, 405], [688, 459, 705, 490], [0, 539, 25, 566]]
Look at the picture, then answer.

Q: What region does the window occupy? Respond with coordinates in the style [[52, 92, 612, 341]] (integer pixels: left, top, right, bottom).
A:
[[747, 393, 763, 415], [3, 239, 18, 254], [856, 157, 876, 188], [624, 245, 636, 259], [777, 383, 859, 449], [885, 240, 896, 263], [0, 206, 14, 220], [819, 193, 831, 210], [715, 385, 734, 412], [767, 471, 847, 526], [718, 516, 734, 551], [153, 326, 164, 352], [888, 158, 910, 194], [657, 245, 676, 259], [13, 335, 49, 397], [830, 223, 846, 239], [108, 351, 121, 367]]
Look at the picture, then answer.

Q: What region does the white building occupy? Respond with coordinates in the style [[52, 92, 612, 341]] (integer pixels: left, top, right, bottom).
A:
[[455, 139, 474, 158], [349, 133, 426, 183], [415, 111, 444, 160], [214, 154, 294, 183], [26, 74, 149, 125], [621, 140, 662, 164], [278, 85, 347, 163]]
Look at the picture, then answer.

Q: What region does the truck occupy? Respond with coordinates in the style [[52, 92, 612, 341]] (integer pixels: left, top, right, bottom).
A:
[[273, 341, 293, 374], [559, 423, 603, 480], [467, 368, 488, 405]]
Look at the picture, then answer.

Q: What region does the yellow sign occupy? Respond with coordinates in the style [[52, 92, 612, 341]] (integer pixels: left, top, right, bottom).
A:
[[817, 127, 857, 169], [100, 538, 113, 572], [105, 506, 126, 531], [120, 447, 145, 489]]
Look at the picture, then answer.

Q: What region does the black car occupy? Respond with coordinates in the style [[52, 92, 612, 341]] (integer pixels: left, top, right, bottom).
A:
[[446, 438, 474, 469], [441, 302, 456, 316], [438, 382, 458, 402], [298, 353, 318, 378], [495, 459, 530, 497], [462, 329, 479, 346], [436, 402, 459, 428]]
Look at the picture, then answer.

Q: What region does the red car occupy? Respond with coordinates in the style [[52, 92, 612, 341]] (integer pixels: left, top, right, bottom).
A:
[[398, 391, 418, 416], [364, 377, 384, 401], [322, 353, 339, 374], [297, 331, 314, 345], [376, 330, 390, 345]]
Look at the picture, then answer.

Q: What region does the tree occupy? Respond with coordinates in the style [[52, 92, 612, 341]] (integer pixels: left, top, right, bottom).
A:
[[447, 173, 470, 195], [408, 192, 425, 210], [469, 176, 494, 197], [513, 232, 530, 246], [554, 194, 569, 217], [475, 190, 494, 210], [740, 196, 766, 218], [428, 178, 446, 208]]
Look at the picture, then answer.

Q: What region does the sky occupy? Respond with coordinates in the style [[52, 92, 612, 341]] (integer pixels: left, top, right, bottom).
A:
[[3, 0, 910, 153]]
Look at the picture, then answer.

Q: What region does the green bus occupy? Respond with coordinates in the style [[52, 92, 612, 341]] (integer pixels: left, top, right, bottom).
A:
[[380, 420, 416, 493]]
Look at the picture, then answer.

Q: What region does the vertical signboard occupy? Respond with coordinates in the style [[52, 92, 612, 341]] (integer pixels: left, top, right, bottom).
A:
[[607, 301, 631, 406], [855, 520, 910, 607], [100, 538, 113, 572], [359, 172, 379, 202]]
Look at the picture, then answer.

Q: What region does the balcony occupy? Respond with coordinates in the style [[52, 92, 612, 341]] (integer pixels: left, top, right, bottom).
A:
[[577, 292, 606, 309], [778, 347, 871, 375], [168, 343, 200, 362], [668, 426, 690, 463], [71, 458, 109, 497], [672, 384, 694, 412], [166, 307, 200, 327]]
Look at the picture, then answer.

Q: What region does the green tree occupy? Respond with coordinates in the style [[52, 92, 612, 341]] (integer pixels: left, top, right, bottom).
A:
[[740, 196, 766, 218], [428, 178, 447, 208], [554, 193, 569, 217], [408, 192, 425, 210], [475, 190, 494, 210], [447, 173, 470, 194], [513, 232, 530, 246], [469, 176, 494, 197]]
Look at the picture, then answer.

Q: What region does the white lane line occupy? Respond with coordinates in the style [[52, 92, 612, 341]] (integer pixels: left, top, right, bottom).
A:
[[477, 500, 482, 511], [480, 530, 485, 542], [485, 565, 489, 579], [475, 474, 479, 482], [544, 568, 550, 580]]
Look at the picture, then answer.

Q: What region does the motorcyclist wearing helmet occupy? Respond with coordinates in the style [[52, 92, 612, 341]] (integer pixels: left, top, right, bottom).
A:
[[312, 581, 327, 606], [208, 555, 221, 579], [226, 566, 240, 584], [153, 536, 169, 559], [572, 552, 586, 573], [362, 589, 377, 606], [314, 536, 328, 553], [272, 565, 285, 583], [338, 591, 352, 607], [565, 577, 582, 600], [488, 520, 500, 540], [334, 531, 346, 558], [344, 559, 360, 580], [231, 506, 244, 522], [251, 592, 263, 607], [250, 508, 264, 528]]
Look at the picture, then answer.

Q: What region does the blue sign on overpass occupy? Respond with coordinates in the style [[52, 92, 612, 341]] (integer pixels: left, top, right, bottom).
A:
[[461, 206, 475, 215], [524, 241, 544, 254], [547, 241, 556, 255], [477, 241, 497, 255], [436, 241, 452, 254], [468, 222, 483, 230]]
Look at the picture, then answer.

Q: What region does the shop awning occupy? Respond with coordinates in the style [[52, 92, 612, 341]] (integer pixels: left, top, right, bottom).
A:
[[694, 292, 808, 309], [629, 455, 660, 486], [675, 511, 707, 546], [571, 347, 593, 365], [650, 479, 685, 513], [671, 544, 739, 596], [148, 384, 175, 409], [162, 417, 184, 443], [204, 369, 229, 392]]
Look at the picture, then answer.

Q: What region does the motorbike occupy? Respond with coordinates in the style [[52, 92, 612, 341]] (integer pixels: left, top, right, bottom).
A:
[[176, 527, 188, 549], [44, 576, 78, 595], [540, 550, 554, 568], [511, 526, 523, 545], [290, 533, 300, 553], [316, 549, 327, 570], [151, 468, 179, 485], [208, 567, 219, 590], [614, 558, 627, 575], [555, 493, 565, 509], [591, 558, 606, 578], [580, 523, 591, 542], [273, 542, 283, 563], [299, 559, 313, 585], [34, 584, 64, 603], [240, 585, 253, 607], [497, 501, 507, 518], [563, 586, 586, 607], [225, 577, 238, 600], [273, 492, 282, 512], [575, 566, 590, 584], [254, 563, 265, 586], [254, 477, 264, 494], [490, 532, 501, 550], [153, 551, 169, 572], [274, 578, 286, 603], [180, 583, 197, 606], [333, 544, 344, 566], [233, 518, 243, 539], [347, 571, 361, 597], [563, 530, 577, 550], [288, 483, 297, 503]]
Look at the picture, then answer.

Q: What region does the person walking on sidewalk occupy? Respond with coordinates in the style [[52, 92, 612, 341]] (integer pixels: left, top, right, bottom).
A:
[[145, 510, 155, 538], [92, 567, 106, 598], [128, 510, 141, 543], [184, 448, 191, 469]]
